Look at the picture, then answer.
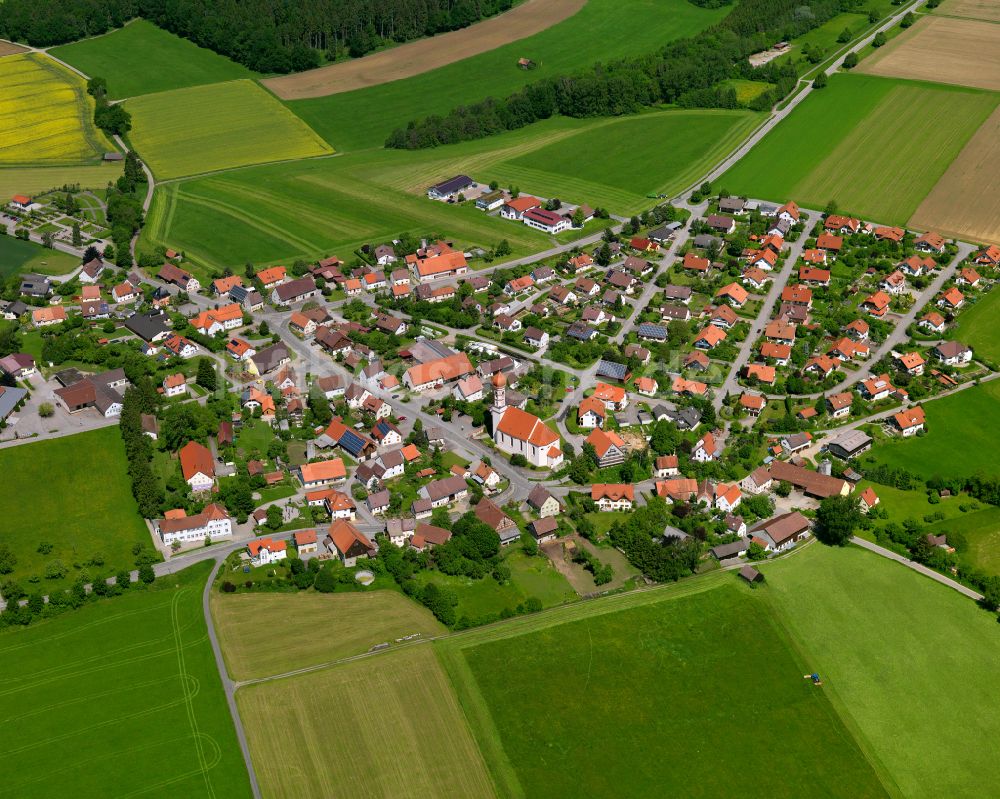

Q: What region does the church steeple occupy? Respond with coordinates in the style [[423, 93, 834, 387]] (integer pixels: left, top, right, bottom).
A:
[[492, 370, 507, 411]]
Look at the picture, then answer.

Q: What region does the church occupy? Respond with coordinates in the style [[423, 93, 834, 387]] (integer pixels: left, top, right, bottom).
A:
[[490, 372, 563, 469]]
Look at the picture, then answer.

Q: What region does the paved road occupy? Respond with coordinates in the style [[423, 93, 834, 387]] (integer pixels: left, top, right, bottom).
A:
[[202, 556, 263, 799], [714, 220, 808, 410], [852, 536, 984, 601]]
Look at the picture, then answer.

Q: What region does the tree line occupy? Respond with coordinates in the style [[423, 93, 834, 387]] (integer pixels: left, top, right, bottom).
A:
[[0, 0, 515, 74], [385, 0, 862, 149]]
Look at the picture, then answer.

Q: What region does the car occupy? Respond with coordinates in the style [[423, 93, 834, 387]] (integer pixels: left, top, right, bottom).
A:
[[398, 416, 407, 421], [392, 394, 400, 399]]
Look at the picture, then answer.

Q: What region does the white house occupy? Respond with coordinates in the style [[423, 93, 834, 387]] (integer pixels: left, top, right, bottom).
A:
[[156, 504, 233, 546], [692, 432, 718, 463], [248, 537, 288, 566], [162, 373, 187, 397]]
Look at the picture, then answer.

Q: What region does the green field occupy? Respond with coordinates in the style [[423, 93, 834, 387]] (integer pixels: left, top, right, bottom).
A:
[[950, 288, 1000, 363], [50, 20, 255, 99], [720, 74, 998, 224], [236, 645, 496, 799], [445, 575, 887, 798], [288, 0, 731, 153], [0, 162, 124, 199], [0, 427, 152, 591], [489, 110, 764, 213], [763, 544, 1000, 798], [926, 505, 1000, 574], [126, 80, 334, 180], [0, 562, 252, 798], [0, 234, 79, 278], [864, 380, 1000, 479], [211, 589, 446, 681]]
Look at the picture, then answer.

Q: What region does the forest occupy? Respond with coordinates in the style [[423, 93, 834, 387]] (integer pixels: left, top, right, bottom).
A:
[[385, 0, 861, 149], [0, 0, 515, 73]]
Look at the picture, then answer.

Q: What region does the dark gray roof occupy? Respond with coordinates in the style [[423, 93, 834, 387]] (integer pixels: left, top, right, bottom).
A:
[[430, 175, 474, 195], [637, 323, 668, 341], [124, 311, 171, 342], [596, 360, 628, 380], [0, 385, 27, 420], [711, 538, 750, 559], [251, 342, 290, 374]]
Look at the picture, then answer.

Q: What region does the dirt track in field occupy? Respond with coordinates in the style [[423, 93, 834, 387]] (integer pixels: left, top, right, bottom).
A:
[[0, 41, 29, 58], [859, 16, 1000, 92], [937, 0, 1000, 22], [262, 0, 586, 100], [910, 105, 1000, 246]]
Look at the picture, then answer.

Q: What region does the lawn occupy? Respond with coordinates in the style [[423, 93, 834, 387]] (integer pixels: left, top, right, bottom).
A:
[[235, 645, 495, 799], [126, 79, 334, 180], [0, 234, 79, 279], [234, 418, 276, 457], [0, 53, 115, 166], [719, 74, 998, 224], [0, 427, 153, 591], [762, 544, 1000, 799], [50, 20, 255, 99], [410, 547, 575, 624], [445, 577, 888, 798], [950, 288, 1000, 363], [863, 380, 1000, 479], [287, 0, 731, 153], [0, 562, 253, 798], [210, 589, 445, 681]]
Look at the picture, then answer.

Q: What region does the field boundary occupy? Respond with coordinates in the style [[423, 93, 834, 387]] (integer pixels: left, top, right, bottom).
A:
[[263, 0, 587, 100]]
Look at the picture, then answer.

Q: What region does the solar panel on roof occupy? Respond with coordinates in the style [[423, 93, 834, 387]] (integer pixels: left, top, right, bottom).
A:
[[339, 430, 367, 456], [597, 360, 627, 379], [637, 323, 667, 340]]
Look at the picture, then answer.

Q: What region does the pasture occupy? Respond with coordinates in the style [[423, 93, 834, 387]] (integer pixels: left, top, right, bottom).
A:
[[125, 80, 333, 180], [264, 0, 586, 99], [863, 380, 1000, 479], [210, 589, 445, 681], [287, 0, 731, 152], [910, 105, 1000, 245], [719, 74, 997, 224], [140, 152, 552, 270], [446, 577, 888, 798], [0, 234, 79, 278], [0, 562, 252, 798], [859, 16, 1000, 93], [236, 645, 496, 799], [50, 20, 255, 99], [0, 53, 115, 165], [925, 505, 1000, 575], [949, 286, 1000, 362], [0, 427, 151, 591], [763, 544, 1000, 799]]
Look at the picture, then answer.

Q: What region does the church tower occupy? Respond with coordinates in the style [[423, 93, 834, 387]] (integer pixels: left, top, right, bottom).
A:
[[490, 370, 507, 436]]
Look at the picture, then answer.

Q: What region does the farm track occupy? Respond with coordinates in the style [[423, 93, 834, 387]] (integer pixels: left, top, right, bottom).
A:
[[263, 0, 587, 100]]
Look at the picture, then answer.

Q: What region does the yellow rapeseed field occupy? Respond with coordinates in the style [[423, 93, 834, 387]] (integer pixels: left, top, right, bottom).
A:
[[0, 53, 115, 165]]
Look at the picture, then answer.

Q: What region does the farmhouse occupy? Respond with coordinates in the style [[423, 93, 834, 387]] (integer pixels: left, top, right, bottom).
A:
[[159, 262, 200, 292], [299, 458, 347, 488], [272, 276, 318, 305], [404, 353, 474, 391], [826, 429, 872, 460], [751, 511, 811, 552], [325, 520, 375, 566], [179, 440, 215, 493], [414, 251, 468, 282], [54, 369, 126, 417], [768, 460, 849, 498], [474, 498, 519, 545], [501, 196, 542, 221]]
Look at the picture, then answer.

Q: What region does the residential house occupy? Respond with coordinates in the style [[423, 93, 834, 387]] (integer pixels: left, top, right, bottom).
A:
[[420, 475, 469, 508], [591, 483, 634, 512], [325, 520, 375, 566], [155, 504, 232, 546], [692, 432, 718, 462], [937, 287, 965, 310], [654, 455, 679, 478], [475, 498, 520, 545], [892, 406, 925, 436], [827, 391, 853, 418], [248, 537, 288, 566], [179, 440, 214, 493], [501, 195, 542, 221], [751, 511, 811, 552], [162, 373, 187, 397], [932, 341, 972, 366], [586, 428, 627, 468], [527, 485, 561, 518]]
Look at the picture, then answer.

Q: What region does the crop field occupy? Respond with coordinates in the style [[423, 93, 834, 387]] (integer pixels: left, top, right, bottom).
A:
[[444, 576, 887, 798], [0, 234, 79, 278], [236, 645, 496, 799], [265, 0, 586, 100], [935, 0, 1000, 21], [0, 163, 124, 200], [210, 589, 445, 681], [859, 16, 1000, 92], [910, 105, 1000, 245], [0, 53, 115, 165], [126, 80, 334, 180], [0, 562, 252, 798], [0, 427, 151, 591], [763, 545, 1000, 799], [719, 74, 997, 224], [50, 20, 255, 99], [0, 41, 29, 57], [863, 380, 1000, 479], [950, 286, 1000, 362], [287, 0, 731, 152]]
